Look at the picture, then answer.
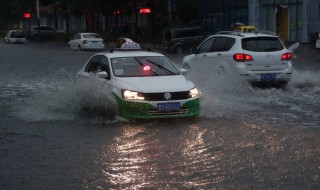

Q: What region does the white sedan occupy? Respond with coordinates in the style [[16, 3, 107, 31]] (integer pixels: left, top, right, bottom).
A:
[[68, 33, 105, 51], [4, 30, 26, 44], [76, 42, 200, 119]]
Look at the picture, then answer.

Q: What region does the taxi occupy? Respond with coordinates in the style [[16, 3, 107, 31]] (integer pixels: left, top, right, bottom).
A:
[[76, 41, 200, 119]]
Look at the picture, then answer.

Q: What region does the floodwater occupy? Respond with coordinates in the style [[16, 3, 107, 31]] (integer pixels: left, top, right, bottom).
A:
[[0, 42, 320, 190]]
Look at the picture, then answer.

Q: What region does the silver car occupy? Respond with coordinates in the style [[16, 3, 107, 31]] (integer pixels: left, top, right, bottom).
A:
[[4, 30, 26, 44], [182, 31, 293, 86]]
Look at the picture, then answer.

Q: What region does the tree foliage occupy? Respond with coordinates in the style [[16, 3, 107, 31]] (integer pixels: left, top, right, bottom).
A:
[[0, 0, 197, 31]]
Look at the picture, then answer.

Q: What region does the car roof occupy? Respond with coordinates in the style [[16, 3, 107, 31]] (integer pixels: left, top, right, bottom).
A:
[[79, 32, 99, 35], [9, 29, 23, 32], [214, 31, 278, 38], [99, 50, 165, 59]]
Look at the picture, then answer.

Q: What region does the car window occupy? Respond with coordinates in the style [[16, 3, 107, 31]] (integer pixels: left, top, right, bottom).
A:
[[242, 37, 284, 52], [111, 56, 179, 77], [10, 31, 25, 38], [85, 55, 102, 73], [83, 34, 101, 39], [211, 37, 235, 52], [75, 34, 81, 39], [100, 56, 110, 77], [198, 37, 215, 53]]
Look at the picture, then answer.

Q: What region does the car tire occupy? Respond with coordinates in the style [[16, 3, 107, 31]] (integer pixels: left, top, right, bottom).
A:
[[68, 45, 72, 51], [78, 45, 82, 51], [175, 46, 183, 55]]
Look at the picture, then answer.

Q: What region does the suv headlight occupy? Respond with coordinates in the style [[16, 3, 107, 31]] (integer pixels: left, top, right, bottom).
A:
[[121, 89, 145, 100], [189, 88, 199, 98]]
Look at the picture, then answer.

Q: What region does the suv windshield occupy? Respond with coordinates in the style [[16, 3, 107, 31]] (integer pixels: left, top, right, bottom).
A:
[[242, 37, 284, 52]]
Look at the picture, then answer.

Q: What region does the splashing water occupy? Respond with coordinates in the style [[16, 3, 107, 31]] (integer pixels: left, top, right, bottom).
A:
[[13, 72, 118, 122], [184, 61, 320, 125], [6, 64, 319, 126]]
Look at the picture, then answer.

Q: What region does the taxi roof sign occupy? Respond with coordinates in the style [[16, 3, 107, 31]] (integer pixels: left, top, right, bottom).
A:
[[115, 38, 141, 49], [110, 38, 143, 53], [120, 41, 141, 49]]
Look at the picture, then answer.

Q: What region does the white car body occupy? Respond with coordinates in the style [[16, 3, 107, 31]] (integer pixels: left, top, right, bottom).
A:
[[69, 33, 105, 51], [316, 33, 320, 49], [182, 31, 293, 85], [76, 46, 200, 119], [4, 30, 26, 44]]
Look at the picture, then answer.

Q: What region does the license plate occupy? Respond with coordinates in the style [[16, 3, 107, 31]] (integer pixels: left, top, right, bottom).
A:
[[261, 74, 276, 81], [157, 102, 180, 112]]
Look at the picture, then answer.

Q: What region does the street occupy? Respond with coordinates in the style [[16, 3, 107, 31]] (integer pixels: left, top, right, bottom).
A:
[[0, 41, 320, 190]]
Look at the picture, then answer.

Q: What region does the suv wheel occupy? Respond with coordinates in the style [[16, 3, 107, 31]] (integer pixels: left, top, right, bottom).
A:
[[175, 46, 183, 55], [78, 45, 82, 51]]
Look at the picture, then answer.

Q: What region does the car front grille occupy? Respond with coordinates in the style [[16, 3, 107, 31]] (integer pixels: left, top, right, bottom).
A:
[[142, 91, 189, 101]]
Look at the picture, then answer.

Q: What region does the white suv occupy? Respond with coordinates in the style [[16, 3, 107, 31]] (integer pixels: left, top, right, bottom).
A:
[[182, 31, 293, 85]]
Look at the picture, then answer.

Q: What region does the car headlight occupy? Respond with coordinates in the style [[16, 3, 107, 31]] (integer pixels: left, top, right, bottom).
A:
[[189, 88, 199, 98], [121, 89, 145, 100]]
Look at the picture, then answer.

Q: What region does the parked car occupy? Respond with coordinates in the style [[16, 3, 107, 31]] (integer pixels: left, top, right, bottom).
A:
[[163, 27, 205, 54], [181, 31, 293, 86], [27, 25, 64, 41], [68, 33, 105, 51], [76, 41, 200, 119], [4, 30, 26, 44], [316, 32, 320, 49]]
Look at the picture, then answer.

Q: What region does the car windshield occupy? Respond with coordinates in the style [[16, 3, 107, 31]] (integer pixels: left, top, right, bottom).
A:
[[111, 56, 180, 77], [10, 31, 25, 38], [242, 37, 284, 52]]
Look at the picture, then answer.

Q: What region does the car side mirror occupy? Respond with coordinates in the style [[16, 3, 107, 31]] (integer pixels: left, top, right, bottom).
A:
[[96, 71, 109, 79], [191, 47, 199, 54], [180, 68, 188, 75]]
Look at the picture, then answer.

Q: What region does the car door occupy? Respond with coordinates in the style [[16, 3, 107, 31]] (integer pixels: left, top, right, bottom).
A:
[[192, 36, 235, 68]]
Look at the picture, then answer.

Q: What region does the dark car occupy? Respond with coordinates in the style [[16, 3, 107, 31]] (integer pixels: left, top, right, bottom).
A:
[[163, 27, 205, 54], [27, 25, 64, 41]]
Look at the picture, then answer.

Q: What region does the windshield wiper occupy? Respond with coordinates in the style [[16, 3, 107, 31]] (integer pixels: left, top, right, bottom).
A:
[[146, 59, 176, 75], [134, 58, 158, 76]]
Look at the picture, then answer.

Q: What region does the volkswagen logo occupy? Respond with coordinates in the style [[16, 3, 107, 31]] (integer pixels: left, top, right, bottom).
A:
[[164, 92, 172, 100]]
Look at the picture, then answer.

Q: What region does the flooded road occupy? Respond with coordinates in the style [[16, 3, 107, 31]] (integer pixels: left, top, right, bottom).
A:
[[1, 42, 320, 190]]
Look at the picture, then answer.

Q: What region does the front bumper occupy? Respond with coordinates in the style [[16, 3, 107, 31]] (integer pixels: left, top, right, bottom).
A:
[[114, 94, 200, 119]]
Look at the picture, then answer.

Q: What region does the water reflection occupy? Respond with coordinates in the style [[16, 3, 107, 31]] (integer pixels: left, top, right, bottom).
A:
[[93, 121, 227, 189], [101, 125, 154, 189]]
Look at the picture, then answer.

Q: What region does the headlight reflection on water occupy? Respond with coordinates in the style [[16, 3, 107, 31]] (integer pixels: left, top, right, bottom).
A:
[[91, 123, 227, 189]]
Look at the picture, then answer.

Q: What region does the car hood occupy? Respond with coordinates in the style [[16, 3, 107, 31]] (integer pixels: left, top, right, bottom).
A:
[[114, 75, 194, 92]]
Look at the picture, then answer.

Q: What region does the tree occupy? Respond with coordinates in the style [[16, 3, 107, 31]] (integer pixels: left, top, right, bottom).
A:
[[176, 0, 199, 24], [0, 0, 34, 29]]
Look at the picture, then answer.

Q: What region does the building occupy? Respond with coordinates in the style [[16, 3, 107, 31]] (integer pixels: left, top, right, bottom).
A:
[[199, 0, 249, 35], [249, 0, 320, 43]]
